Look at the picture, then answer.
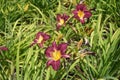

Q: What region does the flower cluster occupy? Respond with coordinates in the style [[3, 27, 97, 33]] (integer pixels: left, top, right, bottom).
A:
[[56, 3, 92, 31], [31, 3, 92, 71], [31, 33, 70, 70]]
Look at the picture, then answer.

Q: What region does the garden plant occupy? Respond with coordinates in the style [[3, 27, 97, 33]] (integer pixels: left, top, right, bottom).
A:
[[0, 0, 120, 80]]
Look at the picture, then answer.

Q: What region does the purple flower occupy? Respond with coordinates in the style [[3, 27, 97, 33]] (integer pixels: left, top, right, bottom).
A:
[[72, 4, 92, 24], [45, 42, 70, 70], [56, 14, 69, 30], [31, 32, 50, 47], [0, 46, 8, 53], [0, 46, 8, 51]]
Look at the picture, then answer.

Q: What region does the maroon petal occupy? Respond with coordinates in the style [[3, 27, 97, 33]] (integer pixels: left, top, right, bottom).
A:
[[63, 14, 69, 21], [56, 14, 61, 21], [76, 4, 87, 11], [72, 10, 78, 15], [43, 34, 50, 40], [38, 43, 43, 47], [34, 39, 38, 43], [80, 19, 85, 24], [0, 46, 8, 51], [47, 59, 54, 67], [58, 43, 67, 54], [45, 46, 54, 58], [84, 11, 92, 18], [74, 15, 80, 20], [36, 32, 42, 39], [51, 60, 60, 70], [52, 42, 58, 50], [72, 10, 80, 20], [30, 39, 38, 47], [56, 23, 61, 30]]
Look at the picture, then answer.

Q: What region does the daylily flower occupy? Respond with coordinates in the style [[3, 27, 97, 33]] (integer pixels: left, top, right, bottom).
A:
[[72, 3, 92, 24], [31, 32, 50, 47], [45, 42, 70, 70], [0, 46, 8, 53], [0, 46, 8, 51], [56, 14, 69, 30]]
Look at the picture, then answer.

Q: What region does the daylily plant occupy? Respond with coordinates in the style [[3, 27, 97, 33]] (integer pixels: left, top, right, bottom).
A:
[[72, 3, 92, 24], [56, 14, 69, 30], [45, 42, 70, 70], [31, 32, 50, 47]]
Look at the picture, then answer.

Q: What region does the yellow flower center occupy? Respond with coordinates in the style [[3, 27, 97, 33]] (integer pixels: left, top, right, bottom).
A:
[[52, 50, 61, 61], [59, 19, 64, 25], [78, 10, 85, 19], [37, 36, 43, 43]]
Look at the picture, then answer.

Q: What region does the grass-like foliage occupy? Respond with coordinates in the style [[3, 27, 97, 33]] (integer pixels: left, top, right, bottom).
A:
[[0, 0, 120, 80]]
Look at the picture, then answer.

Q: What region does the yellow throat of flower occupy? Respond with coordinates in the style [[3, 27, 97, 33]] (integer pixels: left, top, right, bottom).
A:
[[37, 36, 43, 43], [52, 50, 61, 61], [59, 19, 64, 25], [78, 10, 85, 19]]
